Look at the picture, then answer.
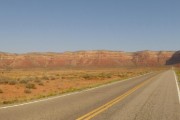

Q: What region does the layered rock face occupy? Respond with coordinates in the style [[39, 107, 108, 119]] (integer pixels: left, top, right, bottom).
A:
[[0, 50, 176, 69], [166, 51, 180, 65]]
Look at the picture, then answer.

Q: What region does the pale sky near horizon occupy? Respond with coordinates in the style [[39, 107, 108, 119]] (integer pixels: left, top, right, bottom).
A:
[[0, 0, 180, 53]]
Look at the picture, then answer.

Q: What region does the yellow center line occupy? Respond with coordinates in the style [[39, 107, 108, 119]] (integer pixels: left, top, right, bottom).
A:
[[76, 77, 153, 120]]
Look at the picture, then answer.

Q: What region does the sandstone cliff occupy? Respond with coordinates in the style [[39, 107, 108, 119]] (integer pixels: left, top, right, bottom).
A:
[[0, 50, 177, 69]]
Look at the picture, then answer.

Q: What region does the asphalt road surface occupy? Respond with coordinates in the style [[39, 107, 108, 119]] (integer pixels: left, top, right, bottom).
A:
[[0, 70, 179, 120]]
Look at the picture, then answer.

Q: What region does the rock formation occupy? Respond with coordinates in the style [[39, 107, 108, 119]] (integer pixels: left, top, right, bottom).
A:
[[0, 50, 177, 69]]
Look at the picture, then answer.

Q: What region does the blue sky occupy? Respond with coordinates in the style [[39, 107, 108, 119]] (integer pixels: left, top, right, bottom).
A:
[[0, 0, 179, 53]]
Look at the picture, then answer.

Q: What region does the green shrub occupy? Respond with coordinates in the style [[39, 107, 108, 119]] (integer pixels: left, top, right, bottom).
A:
[[20, 79, 28, 84], [26, 83, 36, 89], [19, 77, 32, 84], [82, 74, 93, 80], [38, 82, 44, 86], [176, 71, 180, 81], [8, 81, 17, 85], [0, 77, 11, 84], [42, 76, 49, 80], [0, 79, 8, 84], [56, 74, 60, 77], [0, 89, 3, 93], [2, 100, 18, 104], [98, 73, 112, 79], [34, 79, 41, 83], [106, 74, 112, 78], [28, 76, 36, 80], [3, 101, 11, 104], [50, 76, 56, 80], [24, 89, 31, 94], [98, 73, 106, 78]]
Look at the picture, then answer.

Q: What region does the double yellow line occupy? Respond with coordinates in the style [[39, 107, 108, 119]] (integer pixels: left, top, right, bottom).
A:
[[76, 78, 152, 120]]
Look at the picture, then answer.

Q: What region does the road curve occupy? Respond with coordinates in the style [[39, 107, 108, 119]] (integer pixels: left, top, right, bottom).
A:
[[0, 70, 179, 120]]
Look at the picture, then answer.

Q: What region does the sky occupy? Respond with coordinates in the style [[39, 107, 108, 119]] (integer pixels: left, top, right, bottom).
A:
[[0, 0, 180, 53]]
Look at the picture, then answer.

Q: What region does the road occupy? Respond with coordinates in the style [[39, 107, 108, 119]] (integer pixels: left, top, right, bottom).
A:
[[0, 70, 179, 120]]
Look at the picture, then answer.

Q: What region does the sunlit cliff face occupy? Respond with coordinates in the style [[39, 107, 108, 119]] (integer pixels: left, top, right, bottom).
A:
[[0, 51, 175, 69]]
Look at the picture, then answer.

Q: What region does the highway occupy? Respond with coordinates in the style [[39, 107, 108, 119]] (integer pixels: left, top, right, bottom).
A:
[[0, 70, 179, 120]]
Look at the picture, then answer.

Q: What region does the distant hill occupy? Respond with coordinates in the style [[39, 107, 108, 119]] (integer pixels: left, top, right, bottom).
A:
[[166, 51, 180, 66], [0, 50, 178, 69]]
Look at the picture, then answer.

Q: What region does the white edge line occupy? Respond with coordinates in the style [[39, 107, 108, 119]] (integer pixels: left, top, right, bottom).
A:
[[0, 72, 152, 109], [173, 71, 180, 104]]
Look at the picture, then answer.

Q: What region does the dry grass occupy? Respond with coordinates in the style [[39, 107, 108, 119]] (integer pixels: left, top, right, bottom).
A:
[[176, 69, 180, 82], [0, 67, 165, 105]]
